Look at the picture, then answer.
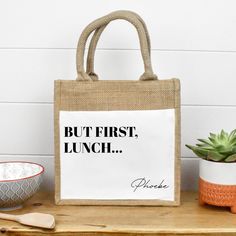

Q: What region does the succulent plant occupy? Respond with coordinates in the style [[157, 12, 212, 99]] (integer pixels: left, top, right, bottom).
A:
[[186, 129, 236, 162]]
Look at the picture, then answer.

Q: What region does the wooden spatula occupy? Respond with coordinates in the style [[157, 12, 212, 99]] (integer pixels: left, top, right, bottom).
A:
[[0, 212, 55, 229]]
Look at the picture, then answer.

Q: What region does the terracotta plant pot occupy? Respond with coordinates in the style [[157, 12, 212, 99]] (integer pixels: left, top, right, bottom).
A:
[[199, 159, 236, 213]]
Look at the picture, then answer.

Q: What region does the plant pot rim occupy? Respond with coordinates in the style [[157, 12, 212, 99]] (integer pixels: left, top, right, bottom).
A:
[[0, 161, 44, 182], [200, 158, 236, 185], [200, 158, 236, 165]]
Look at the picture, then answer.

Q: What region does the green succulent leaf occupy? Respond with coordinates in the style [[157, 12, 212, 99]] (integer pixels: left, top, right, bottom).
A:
[[218, 147, 234, 155], [225, 154, 236, 162], [196, 144, 214, 150], [209, 132, 216, 138], [229, 137, 236, 145], [197, 139, 213, 146], [215, 145, 232, 153], [220, 129, 228, 140], [186, 129, 236, 162], [229, 129, 236, 139], [207, 151, 226, 162], [185, 145, 208, 158], [208, 137, 217, 145], [232, 147, 236, 153]]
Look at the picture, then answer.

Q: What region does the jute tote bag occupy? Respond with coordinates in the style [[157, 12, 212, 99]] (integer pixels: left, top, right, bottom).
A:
[[54, 10, 181, 206]]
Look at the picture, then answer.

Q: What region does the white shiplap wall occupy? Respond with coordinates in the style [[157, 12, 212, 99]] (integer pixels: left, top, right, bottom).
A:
[[1, 0, 236, 191]]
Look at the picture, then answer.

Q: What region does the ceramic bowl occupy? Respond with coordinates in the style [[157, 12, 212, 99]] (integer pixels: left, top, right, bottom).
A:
[[0, 161, 44, 210]]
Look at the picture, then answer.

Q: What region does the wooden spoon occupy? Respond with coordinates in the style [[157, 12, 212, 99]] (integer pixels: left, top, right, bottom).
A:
[[0, 212, 55, 229]]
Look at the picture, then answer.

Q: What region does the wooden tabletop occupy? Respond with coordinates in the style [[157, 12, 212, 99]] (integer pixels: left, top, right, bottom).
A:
[[0, 192, 236, 235]]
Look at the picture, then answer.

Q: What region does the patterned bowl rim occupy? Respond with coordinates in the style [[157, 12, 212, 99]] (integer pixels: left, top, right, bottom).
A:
[[0, 161, 44, 182]]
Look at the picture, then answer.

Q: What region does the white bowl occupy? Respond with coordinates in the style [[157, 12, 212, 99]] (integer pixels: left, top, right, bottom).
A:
[[0, 161, 44, 210]]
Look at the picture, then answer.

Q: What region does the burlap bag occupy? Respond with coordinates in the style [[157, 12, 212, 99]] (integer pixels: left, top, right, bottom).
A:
[[54, 10, 180, 205]]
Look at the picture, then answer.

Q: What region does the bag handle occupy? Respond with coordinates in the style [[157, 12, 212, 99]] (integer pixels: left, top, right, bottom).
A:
[[86, 11, 152, 80], [76, 10, 157, 81]]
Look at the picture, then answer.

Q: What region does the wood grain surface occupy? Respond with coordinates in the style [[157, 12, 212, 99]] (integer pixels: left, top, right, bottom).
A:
[[0, 191, 236, 235]]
